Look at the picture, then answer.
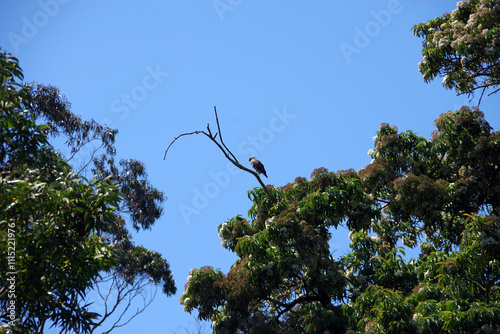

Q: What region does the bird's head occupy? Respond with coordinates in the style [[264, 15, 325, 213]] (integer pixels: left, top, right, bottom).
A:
[[249, 157, 255, 161]]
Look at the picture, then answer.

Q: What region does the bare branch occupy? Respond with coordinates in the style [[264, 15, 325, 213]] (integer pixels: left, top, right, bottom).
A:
[[206, 123, 213, 138], [70, 142, 106, 176], [214, 106, 238, 163], [487, 86, 500, 96], [103, 279, 155, 333], [64, 137, 99, 163], [89, 273, 157, 334], [107, 288, 156, 333], [163, 131, 209, 160], [264, 294, 324, 319], [458, 81, 500, 99], [477, 86, 487, 108], [164, 107, 274, 199]]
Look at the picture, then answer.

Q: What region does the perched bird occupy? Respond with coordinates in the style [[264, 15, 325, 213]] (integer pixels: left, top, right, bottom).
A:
[[249, 156, 268, 178]]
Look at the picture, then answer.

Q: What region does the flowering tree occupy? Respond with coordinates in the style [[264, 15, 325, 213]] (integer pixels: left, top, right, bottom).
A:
[[180, 107, 500, 333], [346, 107, 500, 333], [413, 0, 500, 99]]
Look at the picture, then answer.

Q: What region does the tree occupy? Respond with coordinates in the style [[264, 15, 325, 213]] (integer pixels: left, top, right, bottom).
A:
[[345, 107, 500, 333], [180, 107, 500, 333], [0, 50, 176, 333], [413, 0, 500, 100]]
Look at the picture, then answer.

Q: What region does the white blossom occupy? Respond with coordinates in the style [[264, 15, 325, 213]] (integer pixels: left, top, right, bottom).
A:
[[346, 268, 354, 280], [466, 17, 475, 29], [460, 56, 468, 66], [442, 74, 450, 85], [218, 222, 228, 238], [438, 38, 450, 48]]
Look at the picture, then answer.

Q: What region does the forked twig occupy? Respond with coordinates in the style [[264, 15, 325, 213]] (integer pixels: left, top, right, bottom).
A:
[[214, 106, 238, 163], [164, 107, 273, 199]]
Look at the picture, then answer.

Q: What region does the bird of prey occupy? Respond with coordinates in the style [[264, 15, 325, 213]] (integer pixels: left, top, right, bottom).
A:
[[249, 156, 267, 178]]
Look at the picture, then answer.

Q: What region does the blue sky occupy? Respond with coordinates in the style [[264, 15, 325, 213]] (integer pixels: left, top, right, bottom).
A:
[[1, 0, 499, 333]]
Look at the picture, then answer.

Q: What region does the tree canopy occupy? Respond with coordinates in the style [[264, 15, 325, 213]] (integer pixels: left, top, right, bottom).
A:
[[413, 0, 500, 98], [181, 107, 500, 333], [0, 50, 175, 333]]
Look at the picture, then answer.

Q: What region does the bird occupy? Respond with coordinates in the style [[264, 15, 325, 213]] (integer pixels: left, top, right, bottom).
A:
[[249, 156, 267, 178]]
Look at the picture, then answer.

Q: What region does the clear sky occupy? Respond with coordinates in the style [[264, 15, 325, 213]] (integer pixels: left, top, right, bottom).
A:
[[1, 1, 499, 333]]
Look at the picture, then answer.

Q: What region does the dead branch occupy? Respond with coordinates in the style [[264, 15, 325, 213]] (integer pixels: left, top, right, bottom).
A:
[[163, 131, 209, 160], [164, 107, 273, 199], [89, 273, 156, 334], [213, 106, 238, 163]]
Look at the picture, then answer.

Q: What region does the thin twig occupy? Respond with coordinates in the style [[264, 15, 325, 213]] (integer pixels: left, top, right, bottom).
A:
[[163, 131, 209, 160], [487, 87, 500, 96], [477, 86, 486, 108], [214, 106, 238, 163], [76, 142, 105, 175]]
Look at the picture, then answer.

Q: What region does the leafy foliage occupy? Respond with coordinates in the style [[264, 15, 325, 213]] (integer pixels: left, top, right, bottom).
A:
[[0, 165, 121, 332], [27, 83, 118, 158], [413, 0, 500, 97], [0, 55, 48, 168], [93, 157, 165, 232], [181, 170, 377, 333], [0, 49, 175, 333], [181, 107, 500, 333]]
